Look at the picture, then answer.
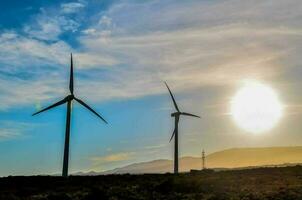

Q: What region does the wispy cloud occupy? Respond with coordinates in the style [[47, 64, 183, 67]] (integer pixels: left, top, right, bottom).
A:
[[91, 152, 135, 164], [23, 6, 81, 41], [0, 129, 22, 140], [0, 0, 301, 111], [61, 1, 86, 14], [0, 121, 36, 141], [0, 31, 71, 67], [144, 144, 167, 150], [98, 16, 112, 27]]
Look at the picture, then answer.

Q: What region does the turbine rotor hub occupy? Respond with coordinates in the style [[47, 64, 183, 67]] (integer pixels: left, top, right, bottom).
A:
[[67, 94, 75, 101], [171, 112, 180, 117]]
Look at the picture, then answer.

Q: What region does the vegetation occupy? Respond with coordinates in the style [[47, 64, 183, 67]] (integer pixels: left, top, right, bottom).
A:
[[1, 166, 302, 200]]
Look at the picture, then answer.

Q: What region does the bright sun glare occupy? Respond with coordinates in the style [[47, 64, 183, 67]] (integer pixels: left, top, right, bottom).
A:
[[231, 80, 283, 134]]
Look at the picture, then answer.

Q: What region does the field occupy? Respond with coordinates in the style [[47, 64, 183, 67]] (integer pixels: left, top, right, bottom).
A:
[[1, 166, 302, 200]]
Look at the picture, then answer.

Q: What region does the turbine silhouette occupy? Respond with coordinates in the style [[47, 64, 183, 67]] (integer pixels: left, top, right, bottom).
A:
[[165, 82, 200, 174], [33, 53, 107, 177]]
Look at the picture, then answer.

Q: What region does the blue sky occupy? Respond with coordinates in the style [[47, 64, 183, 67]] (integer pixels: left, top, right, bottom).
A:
[[0, 0, 302, 176]]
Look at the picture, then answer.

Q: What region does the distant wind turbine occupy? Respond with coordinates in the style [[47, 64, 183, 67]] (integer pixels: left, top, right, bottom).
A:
[[165, 82, 200, 174], [33, 53, 108, 177]]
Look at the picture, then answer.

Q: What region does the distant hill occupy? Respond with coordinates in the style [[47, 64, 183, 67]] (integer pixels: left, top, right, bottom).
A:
[[75, 146, 302, 175], [206, 146, 302, 168]]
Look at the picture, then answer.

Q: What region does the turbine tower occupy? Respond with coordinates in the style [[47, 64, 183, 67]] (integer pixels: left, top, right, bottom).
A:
[[33, 53, 108, 177], [165, 82, 200, 174], [202, 149, 206, 170]]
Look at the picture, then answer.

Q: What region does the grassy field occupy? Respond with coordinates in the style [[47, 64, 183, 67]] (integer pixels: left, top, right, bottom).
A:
[[1, 166, 302, 200]]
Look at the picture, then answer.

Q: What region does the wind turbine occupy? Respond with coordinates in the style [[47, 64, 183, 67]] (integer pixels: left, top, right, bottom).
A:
[[33, 53, 108, 177], [165, 82, 200, 174]]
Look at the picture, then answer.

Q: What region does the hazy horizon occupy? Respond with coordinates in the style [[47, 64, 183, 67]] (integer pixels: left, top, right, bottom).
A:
[[60, 146, 302, 175], [1, 0, 302, 176]]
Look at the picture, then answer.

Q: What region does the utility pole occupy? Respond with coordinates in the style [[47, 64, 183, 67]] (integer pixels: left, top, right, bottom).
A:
[[202, 149, 206, 170]]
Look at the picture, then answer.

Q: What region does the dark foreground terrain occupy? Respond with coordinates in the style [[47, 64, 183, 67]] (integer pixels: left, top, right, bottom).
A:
[[1, 166, 302, 200]]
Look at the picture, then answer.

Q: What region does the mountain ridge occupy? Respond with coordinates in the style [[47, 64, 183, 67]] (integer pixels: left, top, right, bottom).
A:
[[74, 146, 302, 175]]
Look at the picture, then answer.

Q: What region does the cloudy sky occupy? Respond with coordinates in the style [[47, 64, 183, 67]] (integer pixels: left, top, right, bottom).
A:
[[0, 0, 301, 176]]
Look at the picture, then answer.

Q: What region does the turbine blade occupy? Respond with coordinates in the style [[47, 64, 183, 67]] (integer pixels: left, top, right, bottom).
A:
[[74, 97, 108, 124], [164, 82, 179, 112], [32, 97, 68, 116], [169, 129, 176, 143], [69, 53, 74, 94], [181, 112, 201, 118]]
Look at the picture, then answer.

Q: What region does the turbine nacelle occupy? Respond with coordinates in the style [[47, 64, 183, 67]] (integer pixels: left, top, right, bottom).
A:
[[171, 112, 201, 118]]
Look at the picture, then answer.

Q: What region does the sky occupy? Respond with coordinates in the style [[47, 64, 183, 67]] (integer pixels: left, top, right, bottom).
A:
[[0, 0, 302, 176]]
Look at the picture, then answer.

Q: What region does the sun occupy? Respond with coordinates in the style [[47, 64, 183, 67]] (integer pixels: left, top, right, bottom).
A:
[[231, 80, 283, 134]]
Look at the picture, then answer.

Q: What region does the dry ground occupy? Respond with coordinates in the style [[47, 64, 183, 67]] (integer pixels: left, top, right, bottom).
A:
[[1, 166, 302, 200]]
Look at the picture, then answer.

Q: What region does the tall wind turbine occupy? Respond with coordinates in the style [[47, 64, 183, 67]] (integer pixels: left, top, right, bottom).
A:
[[165, 82, 200, 174], [33, 53, 108, 177]]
